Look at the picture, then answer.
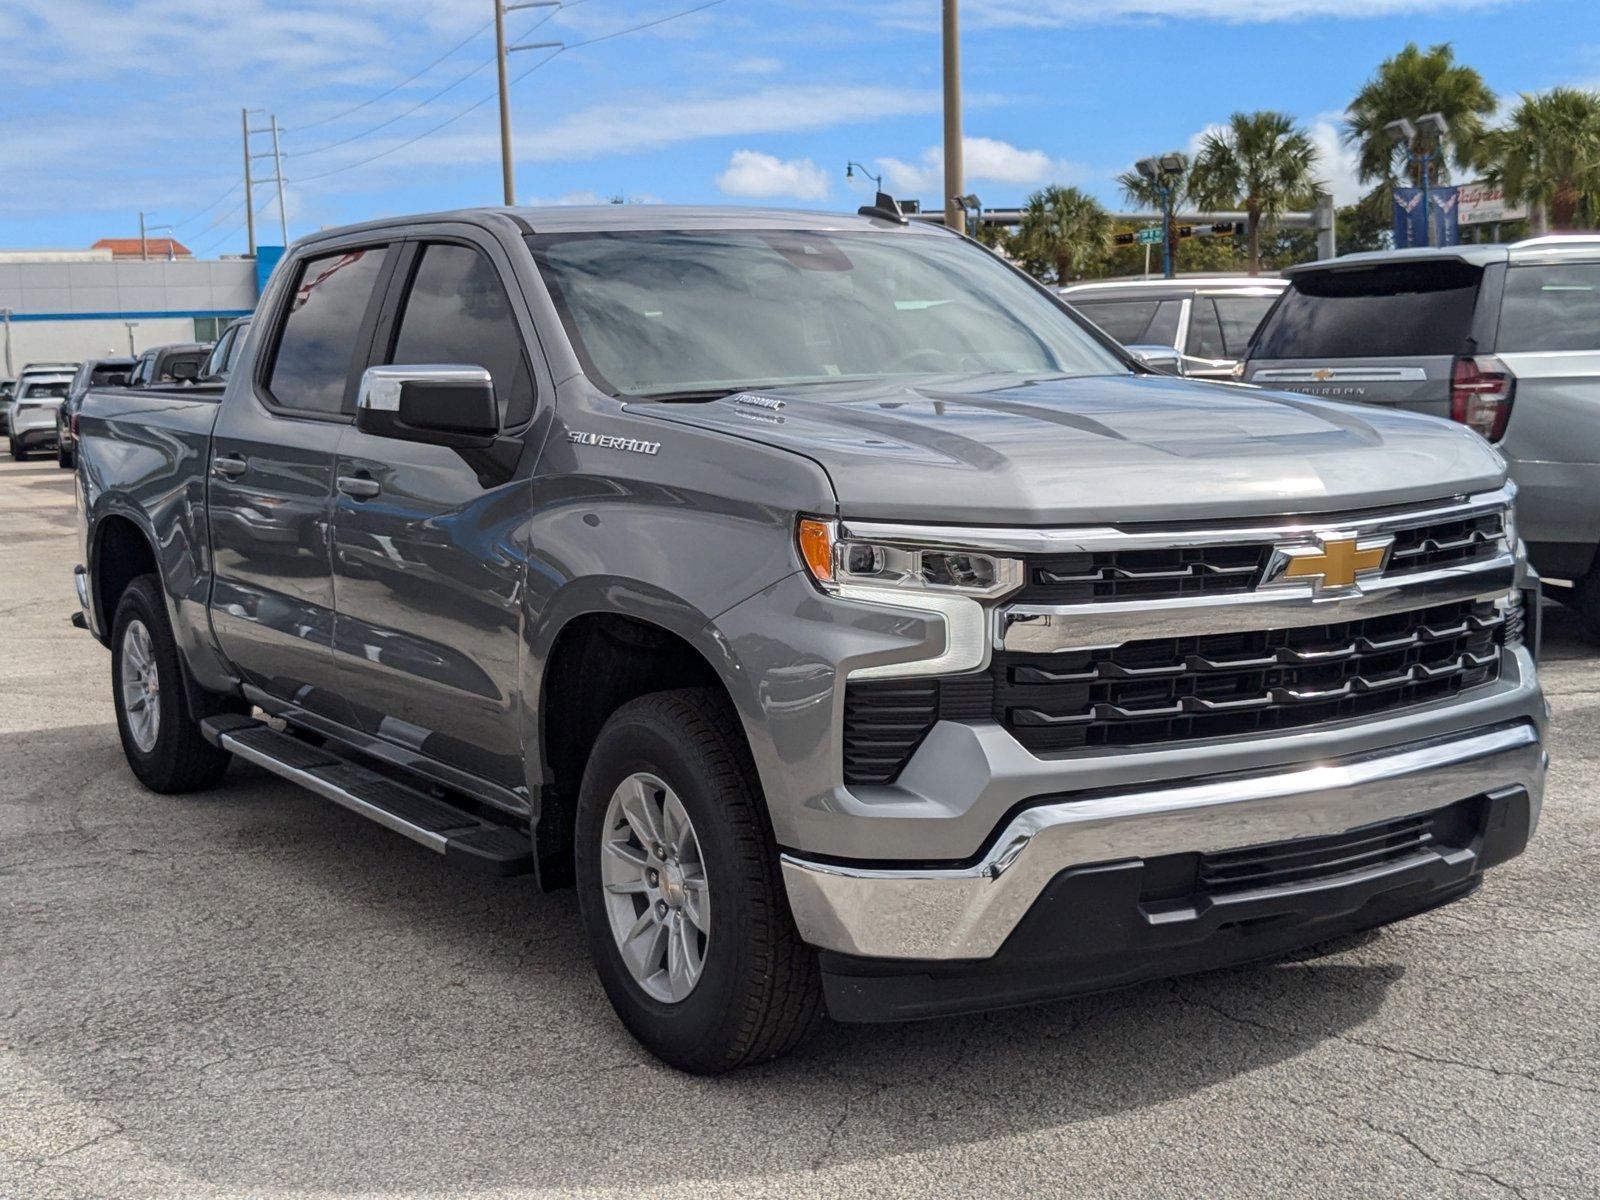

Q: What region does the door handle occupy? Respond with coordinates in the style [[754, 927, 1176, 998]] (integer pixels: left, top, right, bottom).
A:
[[337, 474, 382, 500], [211, 455, 248, 479]]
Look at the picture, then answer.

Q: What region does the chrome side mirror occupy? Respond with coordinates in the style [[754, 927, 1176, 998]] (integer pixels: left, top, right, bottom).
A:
[[356, 364, 498, 447], [1127, 345, 1186, 376]]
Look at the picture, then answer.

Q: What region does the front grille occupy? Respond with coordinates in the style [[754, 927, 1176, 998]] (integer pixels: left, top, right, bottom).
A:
[[1137, 795, 1486, 905], [841, 599, 1505, 783], [1012, 506, 1506, 606]]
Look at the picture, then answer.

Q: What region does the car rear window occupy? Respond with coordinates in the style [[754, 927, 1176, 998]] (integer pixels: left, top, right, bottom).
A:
[[1496, 262, 1600, 353], [1252, 261, 1482, 359], [1069, 298, 1183, 347]]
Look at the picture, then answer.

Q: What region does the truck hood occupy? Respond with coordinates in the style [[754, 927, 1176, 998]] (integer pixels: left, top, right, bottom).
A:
[[634, 373, 1506, 525]]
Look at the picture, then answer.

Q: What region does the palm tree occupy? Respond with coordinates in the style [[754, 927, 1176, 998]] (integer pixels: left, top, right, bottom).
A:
[[1116, 162, 1192, 275], [1013, 185, 1110, 285], [1189, 111, 1324, 275], [1344, 43, 1497, 189], [1485, 88, 1600, 231]]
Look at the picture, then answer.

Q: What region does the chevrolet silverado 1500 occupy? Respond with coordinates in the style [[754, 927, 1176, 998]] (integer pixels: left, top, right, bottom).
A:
[[74, 204, 1547, 1073]]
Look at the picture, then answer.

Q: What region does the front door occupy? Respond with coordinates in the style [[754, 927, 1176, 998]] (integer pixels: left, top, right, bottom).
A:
[[209, 242, 394, 718], [328, 237, 538, 792]]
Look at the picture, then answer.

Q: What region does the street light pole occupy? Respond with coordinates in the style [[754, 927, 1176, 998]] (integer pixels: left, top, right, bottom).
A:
[[941, 0, 964, 235], [845, 162, 884, 193]]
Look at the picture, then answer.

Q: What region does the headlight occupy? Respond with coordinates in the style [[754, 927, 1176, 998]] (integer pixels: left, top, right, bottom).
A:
[[796, 518, 1023, 680], [796, 518, 1022, 598]]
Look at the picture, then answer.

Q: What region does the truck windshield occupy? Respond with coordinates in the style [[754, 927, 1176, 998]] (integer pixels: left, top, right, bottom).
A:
[[528, 230, 1126, 397], [1252, 261, 1482, 360]]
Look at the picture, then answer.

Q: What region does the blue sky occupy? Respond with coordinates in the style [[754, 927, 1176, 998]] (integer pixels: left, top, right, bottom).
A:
[[1, 0, 1594, 254]]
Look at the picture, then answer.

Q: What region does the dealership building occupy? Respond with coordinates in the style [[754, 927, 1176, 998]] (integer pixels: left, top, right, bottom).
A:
[[0, 244, 279, 377]]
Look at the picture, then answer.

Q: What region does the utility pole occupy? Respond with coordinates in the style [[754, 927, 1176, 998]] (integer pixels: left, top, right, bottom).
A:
[[495, 0, 516, 205], [495, 1, 562, 206], [139, 212, 149, 261], [941, 0, 964, 235], [270, 115, 289, 245], [242, 107, 257, 255]]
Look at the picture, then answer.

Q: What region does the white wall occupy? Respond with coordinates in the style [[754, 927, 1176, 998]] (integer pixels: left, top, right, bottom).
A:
[[3, 317, 201, 367]]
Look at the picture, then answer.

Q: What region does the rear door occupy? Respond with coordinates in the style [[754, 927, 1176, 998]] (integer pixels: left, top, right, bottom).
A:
[[1245, 259, 1486, 417], [1492, 256, 1600, 566], [208, 240, 395, 717], [326, 233, 539, 793]]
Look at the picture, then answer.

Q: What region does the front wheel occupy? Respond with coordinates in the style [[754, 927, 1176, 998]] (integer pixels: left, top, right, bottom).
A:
[[111, 576, 232, 793], [57, 439, 73, 469], [8, 438, 26, 461], [574, 689, 821, 1073]]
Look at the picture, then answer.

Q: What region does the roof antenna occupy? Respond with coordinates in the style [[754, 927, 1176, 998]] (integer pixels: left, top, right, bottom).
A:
[[858, 191, 908, 225]]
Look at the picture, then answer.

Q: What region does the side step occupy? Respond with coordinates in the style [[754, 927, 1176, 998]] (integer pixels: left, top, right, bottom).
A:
[[201, 715, 534, 876]]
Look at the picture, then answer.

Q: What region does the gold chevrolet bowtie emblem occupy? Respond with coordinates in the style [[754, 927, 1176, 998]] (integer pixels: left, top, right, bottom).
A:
[[1281, 535, 1392, 590], [1314, 368, 1335, 381]]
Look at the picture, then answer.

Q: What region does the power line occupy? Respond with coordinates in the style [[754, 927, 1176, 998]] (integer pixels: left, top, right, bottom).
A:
[[290, 1, 580, 159], [285, 16, 497, 133], [288, 0, 727, 187], [167, 180, 244, 229]]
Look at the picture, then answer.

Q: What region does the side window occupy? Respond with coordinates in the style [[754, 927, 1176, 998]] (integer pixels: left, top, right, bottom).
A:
[[388, 243, 534, 426], [266, 246, 389, 415], [1072, 299, 1158, 344], [1187, 299, 1227, 359], [1212, 295, 1279, 357], [203, 328, 233, 377], [1497, 264, 1600, 353], [1143, 299, 1184, 348]]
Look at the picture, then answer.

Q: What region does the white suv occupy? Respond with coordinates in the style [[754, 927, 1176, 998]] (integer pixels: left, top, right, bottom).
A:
[[8, 369, 76, 460]]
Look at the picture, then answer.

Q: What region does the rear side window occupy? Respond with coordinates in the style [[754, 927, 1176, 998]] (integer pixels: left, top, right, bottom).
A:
[[1253, 262, 1482, 359], [387, 243, 534, 427], [267, 247, 388, 415], [1072, 298, 1183, 346], [1496, 263, 1600, 352]]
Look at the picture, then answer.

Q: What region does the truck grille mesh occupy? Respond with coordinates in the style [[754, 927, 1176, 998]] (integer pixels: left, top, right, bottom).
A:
[[841, 599, 1505, 784]]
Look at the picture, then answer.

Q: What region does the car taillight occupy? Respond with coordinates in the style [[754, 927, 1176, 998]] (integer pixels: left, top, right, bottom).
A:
[[1450, 355, 1515, 443]]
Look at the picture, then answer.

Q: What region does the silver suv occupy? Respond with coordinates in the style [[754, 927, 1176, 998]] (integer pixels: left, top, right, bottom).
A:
[[1062, 275, 1286, 379], [1244, 236, 1600, 637]]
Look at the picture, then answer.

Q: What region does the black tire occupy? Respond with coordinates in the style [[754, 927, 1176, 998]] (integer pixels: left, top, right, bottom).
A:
[[1572, 565, 1600, 644], [57, 441, 73, 469], [111, 576, 232, 793], [9, 438, 26, 461], [575, 688, 821, 1074]]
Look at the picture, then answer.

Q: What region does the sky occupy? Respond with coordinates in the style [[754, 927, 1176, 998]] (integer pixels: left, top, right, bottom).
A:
[[0, 0, 1595, 254]]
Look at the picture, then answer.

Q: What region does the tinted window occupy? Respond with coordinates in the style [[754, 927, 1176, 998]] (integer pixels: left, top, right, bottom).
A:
[[1072, 297, 1183, 347], [1212, 295, 1279, 356], [224, 322, 250, 374], [1253, 262, 1482, 359], [1496, 263, 1600, 352], [388, 243, 532, 426], [1187, 300, 1227, 359], [268, 247, 388, 415], [203, 328, 234, 378], [19, 381, 70, 400]]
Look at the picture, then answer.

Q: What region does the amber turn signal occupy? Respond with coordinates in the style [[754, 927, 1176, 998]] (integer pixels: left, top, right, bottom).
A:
[[797, 518, 835, 584]]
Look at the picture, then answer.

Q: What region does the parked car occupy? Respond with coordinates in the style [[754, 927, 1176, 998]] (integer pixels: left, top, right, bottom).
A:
[[56, 357, 135, 468], [75, 205, 1545, 1073], [1243, 235, 1600, 636], [198, 318, 251, 383], [2, 362, 77, 438], [8, 369, 75, 459], [127, 343, 210, 388], [1062, 275, 1286, 379]]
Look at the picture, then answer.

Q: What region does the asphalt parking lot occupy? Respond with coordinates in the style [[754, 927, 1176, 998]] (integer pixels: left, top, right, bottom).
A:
[[0, 454, 1596, 1200]]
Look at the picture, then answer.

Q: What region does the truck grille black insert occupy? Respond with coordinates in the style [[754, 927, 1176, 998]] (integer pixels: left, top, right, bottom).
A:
[[1137, 795, 1486, 905], [841, 599, 1504, 784]]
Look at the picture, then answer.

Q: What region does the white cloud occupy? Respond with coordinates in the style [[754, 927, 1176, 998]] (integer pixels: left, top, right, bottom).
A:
[[876, 137, 1087, 197], [1181, 114, 1363, 206], [731, 56, 783, 75], [716, 151, 832, 200]]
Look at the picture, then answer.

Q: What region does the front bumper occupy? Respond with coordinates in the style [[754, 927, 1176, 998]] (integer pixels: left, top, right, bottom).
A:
[[782, 720, 1544, 966]]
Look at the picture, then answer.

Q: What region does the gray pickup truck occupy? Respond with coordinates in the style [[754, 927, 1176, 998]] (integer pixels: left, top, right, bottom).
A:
[[74, 204, 1547, 1074]]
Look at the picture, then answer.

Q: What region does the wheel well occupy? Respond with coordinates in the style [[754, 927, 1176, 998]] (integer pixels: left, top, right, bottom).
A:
[[94, 516, 158, 634], [537, 613, 727, 886]]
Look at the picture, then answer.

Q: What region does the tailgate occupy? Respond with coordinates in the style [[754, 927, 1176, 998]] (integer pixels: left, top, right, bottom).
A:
[[1247, 356, 1455, 418]]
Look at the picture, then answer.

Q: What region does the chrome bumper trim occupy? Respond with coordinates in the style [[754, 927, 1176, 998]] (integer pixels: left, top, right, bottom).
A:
[[781, 722, 1544, 961], [999, 554, 1515, 652]]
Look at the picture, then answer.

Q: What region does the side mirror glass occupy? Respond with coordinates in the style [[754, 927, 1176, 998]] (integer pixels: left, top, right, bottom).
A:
[[1127, 344, 1186, 376], [356, 364, 499, 447], [170, 360, 200, 382]]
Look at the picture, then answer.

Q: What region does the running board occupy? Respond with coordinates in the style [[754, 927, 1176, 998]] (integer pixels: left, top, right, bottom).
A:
[[201, 715, 534, 876]]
